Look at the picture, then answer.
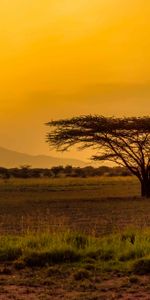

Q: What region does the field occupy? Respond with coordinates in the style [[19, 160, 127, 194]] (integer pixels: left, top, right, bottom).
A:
[[1, 176, 150, 299], [0, 176, 143, 235]]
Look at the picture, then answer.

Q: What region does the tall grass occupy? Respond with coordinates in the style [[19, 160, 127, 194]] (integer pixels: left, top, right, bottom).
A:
[[1, 229, 150, 273]]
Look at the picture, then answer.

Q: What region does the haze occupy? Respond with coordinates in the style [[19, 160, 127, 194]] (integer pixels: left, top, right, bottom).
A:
[[0, 0, 150, 161]]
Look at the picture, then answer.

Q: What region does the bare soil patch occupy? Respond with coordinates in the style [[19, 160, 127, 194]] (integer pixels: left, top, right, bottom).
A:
[[0, 264, 150, 299]]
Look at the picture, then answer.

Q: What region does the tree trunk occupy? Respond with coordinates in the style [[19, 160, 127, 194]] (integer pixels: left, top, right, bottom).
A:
[[141, 180, 150, 198]]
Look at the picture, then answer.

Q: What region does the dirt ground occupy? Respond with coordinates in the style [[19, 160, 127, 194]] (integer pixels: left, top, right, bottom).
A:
[[0, 264, 150, 300]]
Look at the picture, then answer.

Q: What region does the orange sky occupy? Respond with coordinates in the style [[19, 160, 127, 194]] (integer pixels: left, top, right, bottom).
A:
[[0, 0, 150, 161]]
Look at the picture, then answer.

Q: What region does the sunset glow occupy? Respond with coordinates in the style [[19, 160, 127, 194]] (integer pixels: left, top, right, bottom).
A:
[[0, 0, 150, 158]]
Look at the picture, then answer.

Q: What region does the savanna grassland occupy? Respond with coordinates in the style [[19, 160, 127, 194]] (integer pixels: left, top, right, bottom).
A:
[[1, 176, 150, 299], [0, 176, 141, 235]]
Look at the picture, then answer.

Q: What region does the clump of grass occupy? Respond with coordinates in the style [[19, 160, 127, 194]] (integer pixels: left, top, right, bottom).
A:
[[73, 269, 91, 281], [1, 229, 150, 273], [66, 233, 89, 249], [0, 236, 22, 261], [24, 249, 81, 267], [13, 260, 26, 270], [132, 257, 150, 275], [47, 266, 61, 277], [129, 275, 139, 284]]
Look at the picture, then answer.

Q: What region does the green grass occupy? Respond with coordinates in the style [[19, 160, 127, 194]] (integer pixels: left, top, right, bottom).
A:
[[1, 229, 150, 274]]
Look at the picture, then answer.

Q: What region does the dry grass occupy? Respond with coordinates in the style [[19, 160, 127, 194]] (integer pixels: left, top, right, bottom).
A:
[[0, 176, 148, 236], [0, 176, 138, 194]]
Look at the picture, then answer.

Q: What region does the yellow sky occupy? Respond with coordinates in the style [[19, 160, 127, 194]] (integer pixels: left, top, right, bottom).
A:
[[0, 0, 150, 160]]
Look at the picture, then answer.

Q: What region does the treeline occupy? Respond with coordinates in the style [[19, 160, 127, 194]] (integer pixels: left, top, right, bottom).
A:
[[0, 165, 131, 179]]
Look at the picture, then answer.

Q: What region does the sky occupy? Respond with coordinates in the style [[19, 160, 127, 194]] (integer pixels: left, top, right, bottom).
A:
[[0, 0, 150, 161]]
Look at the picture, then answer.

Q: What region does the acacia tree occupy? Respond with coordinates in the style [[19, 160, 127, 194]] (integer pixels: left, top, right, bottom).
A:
[[46, 116, 150, 198]]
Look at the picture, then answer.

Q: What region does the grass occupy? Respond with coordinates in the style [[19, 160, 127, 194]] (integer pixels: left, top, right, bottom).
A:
[[1, 229, 150, 274], [0, 177, 150, 299], [0, 176, 139, 194], [0, 176, 150, 273], [0, 176, 148, 236]]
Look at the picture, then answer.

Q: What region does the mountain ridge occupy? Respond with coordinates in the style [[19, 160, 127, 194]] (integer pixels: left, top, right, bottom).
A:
[[0, 147, 87, 168]]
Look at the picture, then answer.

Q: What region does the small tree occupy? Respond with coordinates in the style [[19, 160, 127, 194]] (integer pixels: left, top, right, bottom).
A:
[[46, 116, 150, 198], [51, 166, 64, 177]]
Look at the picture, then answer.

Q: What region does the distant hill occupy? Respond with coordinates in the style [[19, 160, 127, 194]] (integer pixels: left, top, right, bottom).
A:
[[0, 147, 87, 168]]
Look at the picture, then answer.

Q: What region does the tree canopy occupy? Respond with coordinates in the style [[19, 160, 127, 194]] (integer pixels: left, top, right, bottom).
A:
[[46, 116, 150, 197]]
